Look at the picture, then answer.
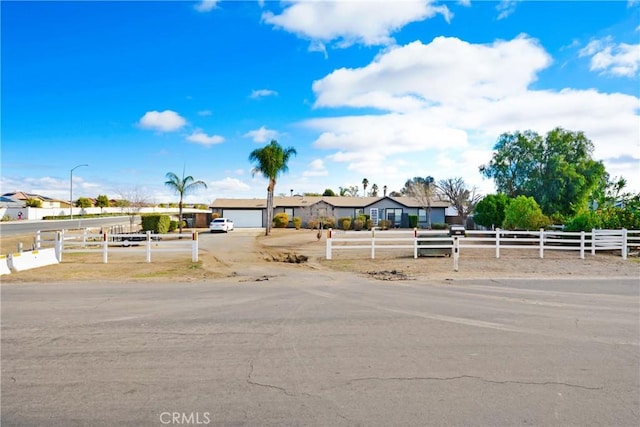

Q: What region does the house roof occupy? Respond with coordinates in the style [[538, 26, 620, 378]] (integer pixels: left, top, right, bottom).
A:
[[211, 196, 450, 209]]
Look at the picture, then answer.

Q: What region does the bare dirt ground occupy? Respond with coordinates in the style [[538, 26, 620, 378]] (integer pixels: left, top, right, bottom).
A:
[[1, 228, 638, 283]]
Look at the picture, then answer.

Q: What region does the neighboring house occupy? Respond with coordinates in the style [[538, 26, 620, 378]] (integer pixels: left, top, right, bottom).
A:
[[210, 196, 451, 228], [1, 192, 68, 208]]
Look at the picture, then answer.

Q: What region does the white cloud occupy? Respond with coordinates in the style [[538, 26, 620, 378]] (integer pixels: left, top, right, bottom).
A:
[[198, 110, 212, 116], [305, 36, 640, 192], [262, 0, 451, 49], [209, 177, 251, 193], [186, 130, 225, 146], [243, 126, 278, 143], [138, 110, 187, 132], [250, 89, 278, 99], [194, 0, 219, 13], [579, 37, 640, 78], [313, 36, 551, 111], [496, 0, 519, 20], [302, 159, 328, 177]]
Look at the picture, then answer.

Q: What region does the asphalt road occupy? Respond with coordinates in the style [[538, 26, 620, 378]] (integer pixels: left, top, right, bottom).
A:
[[2, 275, 639, 426], [0, 216, 136, 236]]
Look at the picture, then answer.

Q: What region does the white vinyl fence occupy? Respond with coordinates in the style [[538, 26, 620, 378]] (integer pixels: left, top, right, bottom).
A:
[[326, 228, 639, 261], [35, 229, 199, 263]]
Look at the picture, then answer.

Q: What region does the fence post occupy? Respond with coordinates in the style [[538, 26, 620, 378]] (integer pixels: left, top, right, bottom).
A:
[[539, 228, 544, 259], [591, 228, 596, 255], [146, 231, 152, 263], [371, 228, 375, 259], [103, 232, 108, 264], [453, 236, 460, 272], [580, 231, 585, 259], [36, 230, 41, 250], [622, 228, 628, 260], [326, 228, 332, 260], [82, 228, 87, 248], [55, 231, 62, 262], [413, 228, 418, 259], [192, 231, 198, 262], [495, 228, 501, 259]]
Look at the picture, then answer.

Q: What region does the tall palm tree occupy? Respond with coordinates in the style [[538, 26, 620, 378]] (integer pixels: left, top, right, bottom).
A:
[[370, 183, 379, 197], [362, 178, 369, 196], [249, 139, 297, 236], [164, 169, 208, 234]]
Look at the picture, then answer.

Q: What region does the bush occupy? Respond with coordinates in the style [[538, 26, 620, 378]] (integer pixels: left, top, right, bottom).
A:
[[353, 219, 364, 231], [338, 217, 352, 231], [212, 212, 221, 220], [321, 217, 336, 229], [502, 196, 550, 230], [366, 219, 374, 230], [408, 215, 418, 228], [141, 214, 171, 234], [169, 220, 179, 232], [431, 223, 448, 230], [378, 219, 391, 230], [307, 219, 319, 229], [293, 217, 302, 230], [273, 212, 289, 228]]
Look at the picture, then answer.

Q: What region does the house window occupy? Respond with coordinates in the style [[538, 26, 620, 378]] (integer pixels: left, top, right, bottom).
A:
[[418, 209, 427, 223], [386, 208, 402, 226], [284, 208, 294, 221]]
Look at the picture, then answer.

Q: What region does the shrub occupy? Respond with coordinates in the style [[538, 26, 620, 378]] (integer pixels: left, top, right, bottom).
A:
[[169, 220, 179, 232], [338, 217, 352, 231], [321, 217, 336, 229], [273, 212, 289, 228], [366, 219, 374, 230], [307, 219, 319, 229], [293, 217, 302, 230], [408, 215, 418, 228], [353, 219, 364, 231], [378, 219, 391, 230], [502, 196, 550, 230], [141, 214, 171, 234], [431, 223, 448, 230], [212, 212, 221, 220]]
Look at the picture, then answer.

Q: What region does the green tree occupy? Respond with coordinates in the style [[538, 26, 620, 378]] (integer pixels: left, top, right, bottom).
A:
[[480, 127, 606, 216], [473, 194, 510, 229], [249, 139, 297, 236], [25, 198, 42, 208], [502, 196, 549, 230], [362, 178, 369, 196], [75, 197, 92, 208], [322, 188, 336, 196], [96, 194, 110, 213], [401, 176, 436, 228], [370, 183, 379, 197], [164, 169, 208, 234], [437, 177, 482, 224]]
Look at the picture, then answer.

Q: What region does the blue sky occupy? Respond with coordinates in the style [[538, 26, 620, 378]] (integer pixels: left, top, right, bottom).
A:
[[2, 0, 639, 204]]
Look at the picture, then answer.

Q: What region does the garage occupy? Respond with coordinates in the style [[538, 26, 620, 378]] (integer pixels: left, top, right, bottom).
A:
[[222, 209, 263, 228]]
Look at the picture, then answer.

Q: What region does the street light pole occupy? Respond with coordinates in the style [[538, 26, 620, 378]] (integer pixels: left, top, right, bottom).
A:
[[70, 164, 88, 220]]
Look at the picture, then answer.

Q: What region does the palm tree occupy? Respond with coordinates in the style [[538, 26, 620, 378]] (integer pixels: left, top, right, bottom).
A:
[[370, 183, 379, 197], [164, 169, 208, 234], [249, 139, 297, 236], [362, 178, 369, 196], [383, 185, 388, 197]]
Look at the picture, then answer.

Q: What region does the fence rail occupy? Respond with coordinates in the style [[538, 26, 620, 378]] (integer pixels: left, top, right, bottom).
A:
[[326, 228, 639, 261], [36, 229, 199, 263]]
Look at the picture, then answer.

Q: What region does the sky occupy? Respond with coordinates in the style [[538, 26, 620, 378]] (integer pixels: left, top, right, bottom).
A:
[[2, 0, 639, 205]]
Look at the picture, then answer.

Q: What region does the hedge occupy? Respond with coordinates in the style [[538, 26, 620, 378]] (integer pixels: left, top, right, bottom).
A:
[[141, 214, 171, 234]]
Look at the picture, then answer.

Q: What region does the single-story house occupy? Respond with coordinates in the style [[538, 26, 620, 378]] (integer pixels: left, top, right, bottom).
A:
[[210, 196, 452, 228], [1, 192, 69, 208]]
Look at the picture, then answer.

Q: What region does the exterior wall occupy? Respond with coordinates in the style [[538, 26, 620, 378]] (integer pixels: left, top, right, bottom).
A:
[[0, 207, 210, 221]]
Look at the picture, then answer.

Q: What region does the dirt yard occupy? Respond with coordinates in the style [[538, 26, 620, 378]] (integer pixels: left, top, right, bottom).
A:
[[1, 228, 638, 283]]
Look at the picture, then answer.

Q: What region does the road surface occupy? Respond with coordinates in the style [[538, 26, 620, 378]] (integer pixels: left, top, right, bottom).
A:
[[2, 274, 638, 426]]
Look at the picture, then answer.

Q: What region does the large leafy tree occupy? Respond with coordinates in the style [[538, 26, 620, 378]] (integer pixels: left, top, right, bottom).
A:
[[502, 195, 549, 230], [437, 177, 482, 224], [401, 176, 436, 228], [164, 169, 208, 234], [249, 139, 297, 236], [96, 194, 110, 212], [479, 127, 605, 216]]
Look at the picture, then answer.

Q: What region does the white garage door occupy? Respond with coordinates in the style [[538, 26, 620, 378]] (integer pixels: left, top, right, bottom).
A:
[[222, 210, 263, 228]]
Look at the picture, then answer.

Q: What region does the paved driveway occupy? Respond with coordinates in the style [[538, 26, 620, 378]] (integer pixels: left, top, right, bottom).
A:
[[2, 273, 638, 426]]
